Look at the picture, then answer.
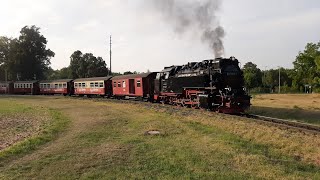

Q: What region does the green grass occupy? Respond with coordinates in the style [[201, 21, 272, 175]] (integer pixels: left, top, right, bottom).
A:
[[0, 96, 319, 179], [0, 101, 70, 164]]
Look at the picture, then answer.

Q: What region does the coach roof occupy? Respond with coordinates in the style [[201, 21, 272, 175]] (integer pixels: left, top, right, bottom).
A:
[[40, 79, 73, 83], [111, 73, 155, 80], [14, 80, 39, 83], [73, 76, 112, 82], [0, 81, 13, 84]]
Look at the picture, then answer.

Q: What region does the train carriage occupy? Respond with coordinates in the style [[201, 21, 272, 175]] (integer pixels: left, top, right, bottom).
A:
[[0, 81, 13, 94], [73, 77, 112, 97], [13, 80, 39, 95], [39, 79, 74, 95], [111, 73, 157, 101]]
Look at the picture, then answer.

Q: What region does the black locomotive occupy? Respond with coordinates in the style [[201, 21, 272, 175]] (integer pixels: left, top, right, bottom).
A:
[[154, 57, 251, 114]]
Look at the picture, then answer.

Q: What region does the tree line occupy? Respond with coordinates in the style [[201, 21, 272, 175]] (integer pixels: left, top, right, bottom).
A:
[[242, 42, 320, 93], [1, 25, 319, 93]]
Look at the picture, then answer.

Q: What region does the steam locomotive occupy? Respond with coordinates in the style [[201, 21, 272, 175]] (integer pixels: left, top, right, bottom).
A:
[[0, 57, 251, 114], [154, 57, 251, 113]]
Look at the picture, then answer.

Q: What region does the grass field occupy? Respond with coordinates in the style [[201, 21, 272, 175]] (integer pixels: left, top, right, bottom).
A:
[[0, 96, 319, 179], [250, 94, 320, 125]]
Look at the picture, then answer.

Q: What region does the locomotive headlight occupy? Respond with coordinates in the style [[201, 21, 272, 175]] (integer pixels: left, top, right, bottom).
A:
[[243, 87, 247, 91], [225, 87, 232, 91]]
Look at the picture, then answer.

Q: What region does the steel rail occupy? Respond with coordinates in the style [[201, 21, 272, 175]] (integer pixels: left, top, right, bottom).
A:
[[245, 114, 320, 134]]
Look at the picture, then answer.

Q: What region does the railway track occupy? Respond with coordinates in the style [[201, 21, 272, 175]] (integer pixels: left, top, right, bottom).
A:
[[244, 114, 320, 134]]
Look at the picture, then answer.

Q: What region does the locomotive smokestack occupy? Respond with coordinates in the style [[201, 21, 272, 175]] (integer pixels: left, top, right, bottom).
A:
[[149, 0, 225, 58]]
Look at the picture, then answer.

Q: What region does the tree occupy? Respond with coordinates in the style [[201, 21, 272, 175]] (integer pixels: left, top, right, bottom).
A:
[[0, 26, 55, 80], [69, 50, 83, 79], [0, 36, 14, 80], [242, 62, 262, 89], [69, 50, 109, 78], [58, 67, 71, 79], [123, 71, 134, 75], [292, 42, 320, 89], [0, 36, 11, 65]]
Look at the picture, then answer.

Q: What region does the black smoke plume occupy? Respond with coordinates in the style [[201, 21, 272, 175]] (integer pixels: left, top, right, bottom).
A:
[[150, 0, 225, 58]]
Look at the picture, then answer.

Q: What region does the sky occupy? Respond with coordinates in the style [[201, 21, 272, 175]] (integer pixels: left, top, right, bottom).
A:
[[0, 0, 319, 72]]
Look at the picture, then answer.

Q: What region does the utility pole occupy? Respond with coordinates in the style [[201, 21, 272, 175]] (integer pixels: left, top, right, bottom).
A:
[[109, 35, 112, 76], [278, 67, 281, 94]]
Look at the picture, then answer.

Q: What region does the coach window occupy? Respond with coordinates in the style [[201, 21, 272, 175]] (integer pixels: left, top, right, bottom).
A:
[[118, 82, 121, 87], [99, 82, 104, 88], [54, 84, 58, 88], [75, 83, 78, 88], [137, 80, 141, 88], [90, 82, 94, 88], [95, 82, 99, 87], [113, 82, 116, 87], [63, 83, 67, 88], [82, 83, 86, 88], [122, 81, 126, 88]]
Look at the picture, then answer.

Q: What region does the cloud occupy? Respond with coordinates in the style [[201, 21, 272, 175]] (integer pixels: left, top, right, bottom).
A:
[[73, 20, 100, 32]]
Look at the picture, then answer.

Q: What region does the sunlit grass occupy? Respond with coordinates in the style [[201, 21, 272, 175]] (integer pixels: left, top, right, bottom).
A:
[[250, 94, 320, 125]]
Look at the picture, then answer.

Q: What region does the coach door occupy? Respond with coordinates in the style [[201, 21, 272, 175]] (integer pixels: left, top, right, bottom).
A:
[[129, 79, 135, 94]]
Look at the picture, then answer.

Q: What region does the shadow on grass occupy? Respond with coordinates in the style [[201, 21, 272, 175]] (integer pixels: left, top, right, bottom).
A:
[[249, 106, 320, 125]]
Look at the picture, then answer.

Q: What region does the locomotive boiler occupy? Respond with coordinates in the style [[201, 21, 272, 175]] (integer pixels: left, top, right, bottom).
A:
[[154, 57, 251, 114]]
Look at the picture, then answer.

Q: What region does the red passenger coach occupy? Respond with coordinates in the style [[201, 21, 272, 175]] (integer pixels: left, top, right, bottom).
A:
[[0, 81, 13, 94], [111, 73, 157, 101], [74, 77, 112, 97], [39, 79, 73, 95], [13, 81, 39, 95]]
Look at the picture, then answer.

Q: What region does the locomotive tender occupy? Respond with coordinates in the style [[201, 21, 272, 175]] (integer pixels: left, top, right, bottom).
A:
[[1, 57, 250, 114]]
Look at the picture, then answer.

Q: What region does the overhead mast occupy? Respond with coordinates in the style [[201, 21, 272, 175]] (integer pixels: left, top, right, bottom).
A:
[[109, 35, 112, 76]]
